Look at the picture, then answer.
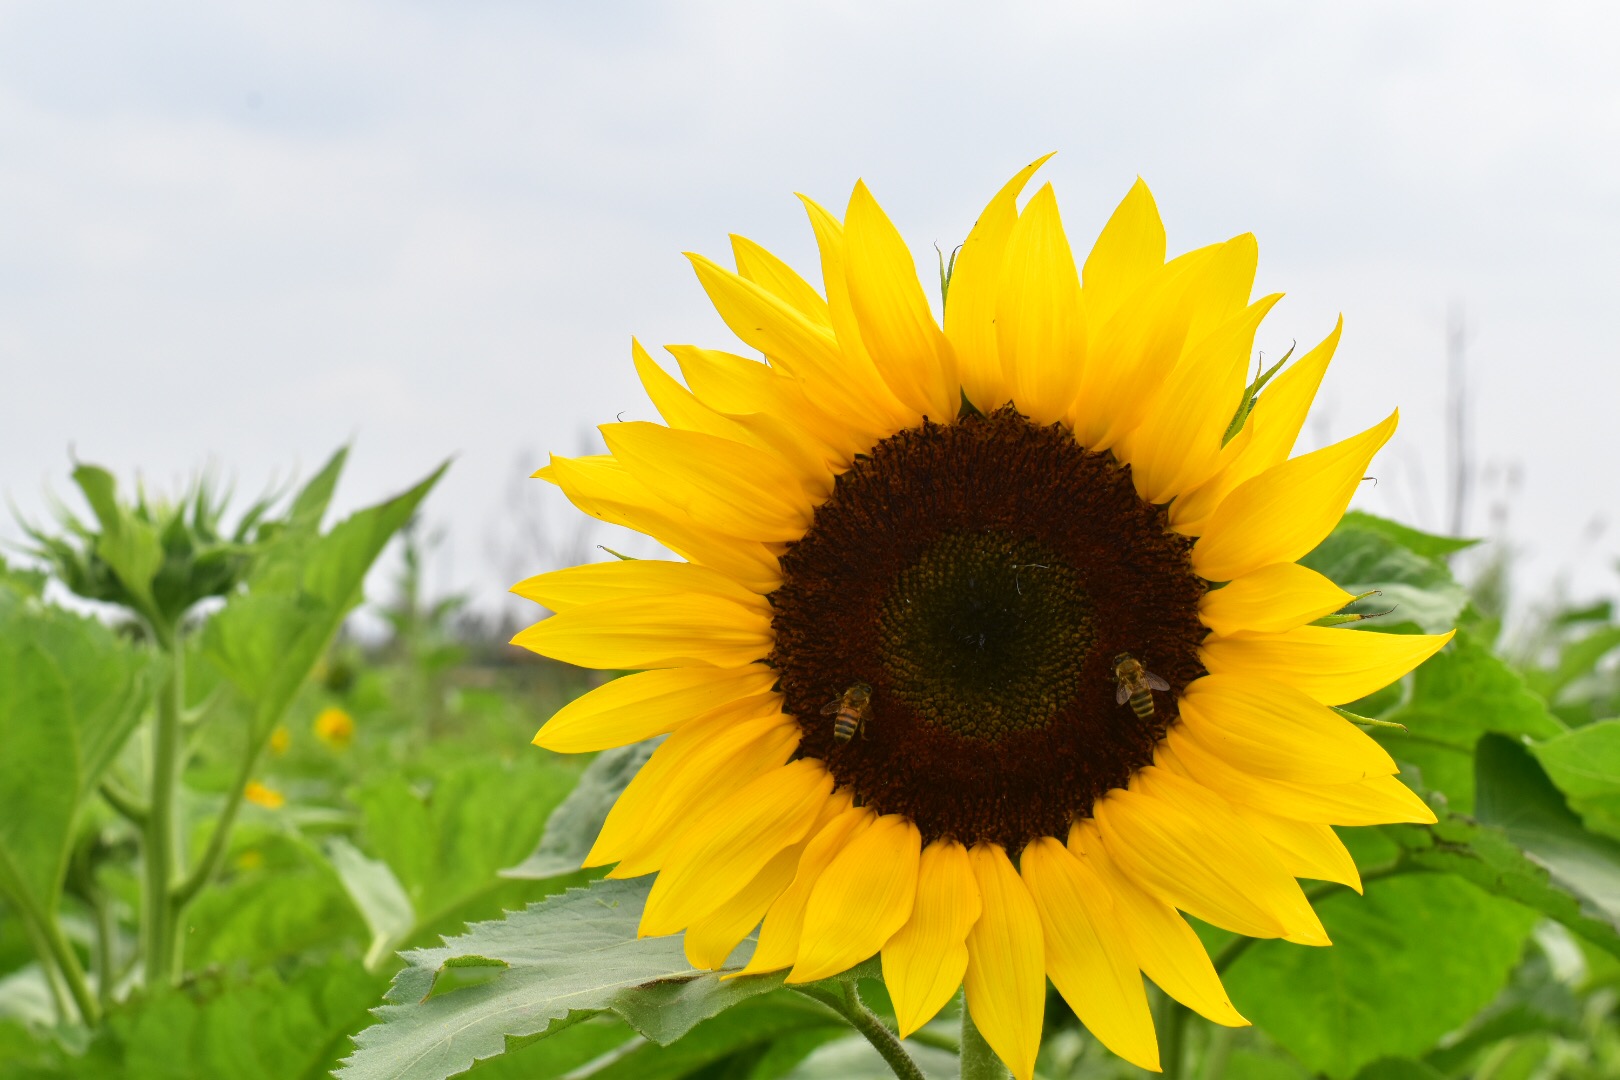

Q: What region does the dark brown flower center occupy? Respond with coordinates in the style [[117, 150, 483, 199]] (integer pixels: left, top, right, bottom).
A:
[[769, 409, 1207, 850]]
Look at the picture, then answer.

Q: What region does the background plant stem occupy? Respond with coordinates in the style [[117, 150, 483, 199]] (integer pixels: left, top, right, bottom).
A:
[[174, 733, 264, 908], [1160, 1000, 1189, 1080], [141, 632, 184, 987]]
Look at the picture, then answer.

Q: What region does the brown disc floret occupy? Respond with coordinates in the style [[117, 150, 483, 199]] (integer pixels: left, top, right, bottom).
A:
[[769, 409, 1208, 851]]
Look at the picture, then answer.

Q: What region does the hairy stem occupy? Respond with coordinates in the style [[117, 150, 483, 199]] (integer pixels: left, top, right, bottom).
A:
[[141, 632, 185, 987], [790, 981, 928, 1080], [960, 1002, 1008, 1080]]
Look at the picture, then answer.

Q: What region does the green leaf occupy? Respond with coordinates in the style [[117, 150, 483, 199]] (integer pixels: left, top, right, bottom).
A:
[[352, 757, 583, 941], [1223, 346, 1291, 446], [1421, 946, 1584, 1075], [1381, 815, 1620, 960], [1531, 625, 1620, 707], [561, 992, 847, 1080], [1223, 873, 1535, 1079], [1381, 630, 1564, 812], [502, 738, 661, 881], [444, 1015, 637, 1078], [327, 837, 417, 970], [283, 447, 349, 536], [0, 557, 46, 600], [203, 463, 446, 735], [338, 877, 795, 1080], [71, 464, 163, 614], [63, 957, 388, 1079], [181, 832, 369, 968], [1474, 734, 1620, 939], [0, 598, 154, 918], [1327, 511, 1479, 559], [1353, 1060, 1445, 1080], [1531, 720, 1620, 843], [1300, 512, 1470, 634]]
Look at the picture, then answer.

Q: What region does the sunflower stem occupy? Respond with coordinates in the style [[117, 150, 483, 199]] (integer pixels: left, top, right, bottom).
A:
[[790, 981, 927, 1080], [141, 628, 185, 988], [959, 1001, 1007, 1080]]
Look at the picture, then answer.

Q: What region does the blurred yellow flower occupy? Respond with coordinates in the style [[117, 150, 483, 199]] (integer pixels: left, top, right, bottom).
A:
[[268, 725, 291, 754], [235, 849, 265, 871], [313, 706, 355, 750], [244, 781, 285, 810]]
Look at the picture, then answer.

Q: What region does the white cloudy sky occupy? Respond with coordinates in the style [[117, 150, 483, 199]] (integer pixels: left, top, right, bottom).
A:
[[3, 1, 1617, 619]]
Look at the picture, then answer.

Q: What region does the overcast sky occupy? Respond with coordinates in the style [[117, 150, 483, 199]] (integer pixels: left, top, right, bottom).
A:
[[3, 1, 1617, 621]]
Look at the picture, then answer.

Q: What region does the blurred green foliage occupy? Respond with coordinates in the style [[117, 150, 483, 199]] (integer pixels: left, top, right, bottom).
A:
[[4, 452, 1620, 1080]]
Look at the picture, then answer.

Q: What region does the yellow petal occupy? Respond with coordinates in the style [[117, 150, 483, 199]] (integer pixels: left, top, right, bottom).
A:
[[587, 698, 795, 870], [1228, 805, 1362, 893], [601, 422, 812, 543], [631, 341, 832, 495], [609, 720, 802, 879], [1239, 316, 1341, 468], [1191, 411, 1398, 581], [843, 181, 958, 421], [1021, 837, 1159, 1071], [1200, 625, 1455, 706], [687, 250, 903, 442], [1126, 293, 1283, 503], [789, 814, 921, 983], [1072, 237, 1244, 452], [882, 839, 981, 1038], [739, 806, 873, 976], [1069, 820, 1247, 1028], [1171, 318, 1342, 532], [1096, 766, 1327, 945], [1198, 562, 1355, 636], [667, 345, 850, 468], [684, 841, 804, 970], [796, 195, 919, 434], [1168, 731, 1436, 826], [640, 759, 834, 936], [993, 183, 1087, 425], [533, 665, 778, 753], [632, 338, 755, 442], [545, 453, 782, 593], [1182, 233, 1258, 349], [944, 155, 1052, 413], [669, 345, 800, 416], [1081, 177, 1167, 327], [683, 790, 855, 970], [964, 843, 1045, 1080], [731, 234, 832, 327], [512, 558, 769, 617], [511, 593, 771, 670], [1177, 673, 1397, 783]]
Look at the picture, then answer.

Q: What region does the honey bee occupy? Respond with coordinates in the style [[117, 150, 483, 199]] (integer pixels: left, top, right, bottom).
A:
[[1113, 653, 1170, 719], [820, 683, 873, 743]]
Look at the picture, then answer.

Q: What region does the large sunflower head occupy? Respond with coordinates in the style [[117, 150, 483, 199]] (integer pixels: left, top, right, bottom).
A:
[[513, 160, 1452, 1078]]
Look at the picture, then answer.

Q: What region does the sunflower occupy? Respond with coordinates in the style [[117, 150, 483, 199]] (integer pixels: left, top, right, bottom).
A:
[[512, 159, 1451, 1078]]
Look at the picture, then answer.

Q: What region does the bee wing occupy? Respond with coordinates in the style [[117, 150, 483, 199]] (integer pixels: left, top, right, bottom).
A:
[[1115, 683, 1131, 705], [1146, 674, 1171, 691], [820, 700, 842, 715]]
